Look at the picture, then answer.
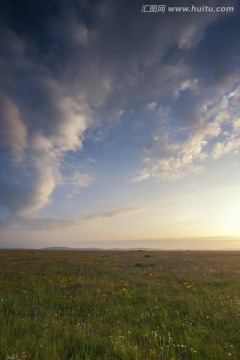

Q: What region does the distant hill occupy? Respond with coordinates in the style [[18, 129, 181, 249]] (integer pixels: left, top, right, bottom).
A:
[[42, 247, 104, 251], [42, 247, 146, 251], [41, 247, 167, 251]]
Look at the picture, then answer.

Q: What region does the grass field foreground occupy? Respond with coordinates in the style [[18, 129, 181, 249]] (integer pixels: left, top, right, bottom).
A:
[[1, 250, 240, 359]]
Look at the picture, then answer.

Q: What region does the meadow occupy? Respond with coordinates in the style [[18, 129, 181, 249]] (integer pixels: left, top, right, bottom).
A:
[[0, 250, 240, 360]]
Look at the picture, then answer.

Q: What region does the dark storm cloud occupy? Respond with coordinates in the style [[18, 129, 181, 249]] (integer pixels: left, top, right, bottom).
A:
[[0, 0, 239, 215]]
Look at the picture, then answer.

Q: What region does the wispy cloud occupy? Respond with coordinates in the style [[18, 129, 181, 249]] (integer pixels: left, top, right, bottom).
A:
[[0, 207, 144, 231], [131, 83, 240, 182], [83, 207, 144, 222]]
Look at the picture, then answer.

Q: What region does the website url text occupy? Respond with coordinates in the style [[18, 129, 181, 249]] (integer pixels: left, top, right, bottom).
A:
[[141, 5, 235, 13]]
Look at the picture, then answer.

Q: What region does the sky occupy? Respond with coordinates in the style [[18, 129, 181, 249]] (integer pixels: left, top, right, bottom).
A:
[[0, 0, 240, 249]]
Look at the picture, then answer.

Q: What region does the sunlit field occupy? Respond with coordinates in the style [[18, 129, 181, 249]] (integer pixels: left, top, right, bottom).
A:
[[1, 250, 240, 360]]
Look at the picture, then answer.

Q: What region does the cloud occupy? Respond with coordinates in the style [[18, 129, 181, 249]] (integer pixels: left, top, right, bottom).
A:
[[0, 216, 77, 231], [132, 84, 240, 181], [63, 170, 92, 189], [0, 95, 27, 163], [0, 207, 144, 231], [0, 133, 60, 217], [83, 207, 144, 222], [0, 24, 90, 216], [129, 4, 239, 181], [147, 102, 157, 111], [0, 0, 239, 218]]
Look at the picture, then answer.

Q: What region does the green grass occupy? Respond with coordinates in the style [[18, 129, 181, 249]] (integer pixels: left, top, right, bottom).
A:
[[1, 250, 240, 359]]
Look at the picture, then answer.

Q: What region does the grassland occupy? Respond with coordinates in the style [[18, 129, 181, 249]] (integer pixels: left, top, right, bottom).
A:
[[0, 250, 240, 359]]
